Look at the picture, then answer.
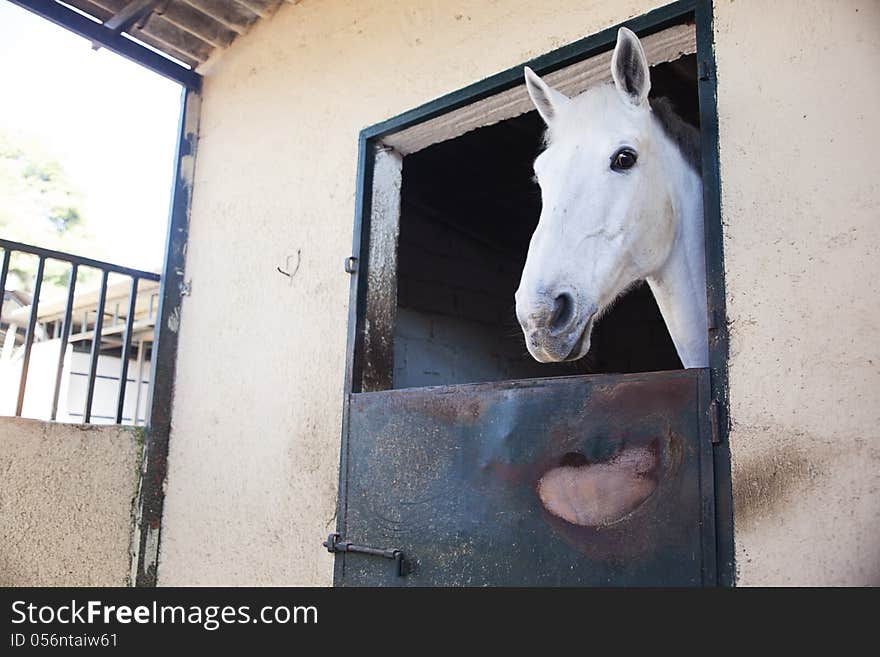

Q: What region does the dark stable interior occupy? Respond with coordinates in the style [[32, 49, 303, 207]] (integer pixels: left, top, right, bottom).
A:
[[393, 55, 699, 389]]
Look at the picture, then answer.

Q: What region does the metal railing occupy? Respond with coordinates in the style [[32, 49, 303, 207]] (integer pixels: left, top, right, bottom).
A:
[[0, 238, 161, 424]]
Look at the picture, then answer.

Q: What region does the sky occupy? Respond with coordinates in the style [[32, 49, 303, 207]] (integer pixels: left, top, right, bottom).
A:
[[0, 1, 183, 273]]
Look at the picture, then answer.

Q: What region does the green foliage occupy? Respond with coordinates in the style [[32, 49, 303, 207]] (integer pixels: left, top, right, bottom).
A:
[[0, 131, 97, 295]]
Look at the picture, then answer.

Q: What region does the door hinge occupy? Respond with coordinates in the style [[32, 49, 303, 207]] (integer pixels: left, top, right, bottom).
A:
[[344, 256, 358, 274], [323, 533, 410, 577], [709, 400, 722, 445]]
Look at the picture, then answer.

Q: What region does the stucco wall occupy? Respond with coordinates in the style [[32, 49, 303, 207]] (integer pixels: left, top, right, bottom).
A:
[[0, 417, 142, 586], [159, 0, 880, 585], [716, 0, 880, 585]]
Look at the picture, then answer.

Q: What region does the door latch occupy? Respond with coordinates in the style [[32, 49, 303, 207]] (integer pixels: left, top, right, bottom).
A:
[[323, 533, 410, 577]]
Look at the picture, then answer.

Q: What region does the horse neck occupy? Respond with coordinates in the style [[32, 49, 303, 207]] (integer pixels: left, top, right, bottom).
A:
[[645, 138, 709, 369]]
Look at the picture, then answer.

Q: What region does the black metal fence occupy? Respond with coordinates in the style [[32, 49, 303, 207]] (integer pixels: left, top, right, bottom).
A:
[[0, 238, 161, 424]]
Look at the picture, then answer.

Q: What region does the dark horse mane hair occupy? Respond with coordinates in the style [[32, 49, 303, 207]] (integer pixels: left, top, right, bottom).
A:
[[650, 96, 701, 172]]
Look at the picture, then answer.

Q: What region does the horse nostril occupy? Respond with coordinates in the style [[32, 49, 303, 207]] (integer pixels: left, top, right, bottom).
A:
[[549, 292, 575, 332]]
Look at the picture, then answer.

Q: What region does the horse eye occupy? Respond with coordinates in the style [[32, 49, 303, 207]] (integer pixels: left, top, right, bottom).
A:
[[611, 148, 638, 172]]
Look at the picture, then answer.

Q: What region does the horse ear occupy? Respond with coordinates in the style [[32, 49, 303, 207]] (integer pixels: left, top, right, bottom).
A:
[[611, 27, 651, 106], [524, 67, 568, 125]]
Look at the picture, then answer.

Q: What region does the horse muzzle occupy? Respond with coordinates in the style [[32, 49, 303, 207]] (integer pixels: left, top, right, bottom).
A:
[[516, 290, 597, 363]]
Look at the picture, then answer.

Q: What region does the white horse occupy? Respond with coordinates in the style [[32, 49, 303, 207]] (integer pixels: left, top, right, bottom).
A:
[[516, 27, 708, 369]]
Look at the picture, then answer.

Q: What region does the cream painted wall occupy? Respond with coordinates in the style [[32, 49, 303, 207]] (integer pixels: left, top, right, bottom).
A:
[[159, 0, 880, 585], [715, 0, 880, 585], [0, 418, 142, 586]]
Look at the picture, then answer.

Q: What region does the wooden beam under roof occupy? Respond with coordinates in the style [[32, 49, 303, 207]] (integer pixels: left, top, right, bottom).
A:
[[178, 0, 260, 34], [87, 0, 213, 64], [154, 2, 237, 49], [103, 0, 161, 33], [232, 0, 276, 19], [128, 23, 202, 69], [8, 0, 201, 88], [27, 0, 285, 74], [137, 12, 214, 63]]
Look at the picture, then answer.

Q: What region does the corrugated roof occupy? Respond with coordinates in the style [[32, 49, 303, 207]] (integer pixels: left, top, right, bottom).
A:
[[62, 0, 288, 70]]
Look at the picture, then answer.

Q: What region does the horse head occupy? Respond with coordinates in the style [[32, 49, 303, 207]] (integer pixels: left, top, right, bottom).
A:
[[516, 27, 691, 364]]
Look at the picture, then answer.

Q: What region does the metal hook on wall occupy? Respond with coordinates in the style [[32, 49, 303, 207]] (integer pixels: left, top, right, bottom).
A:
[[277, 249, 301, 285]]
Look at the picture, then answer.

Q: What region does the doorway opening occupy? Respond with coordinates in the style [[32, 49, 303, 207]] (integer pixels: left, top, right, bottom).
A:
[[393, 55, 699, 389]]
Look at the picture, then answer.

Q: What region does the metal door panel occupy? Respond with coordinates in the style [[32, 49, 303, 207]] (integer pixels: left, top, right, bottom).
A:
[[335, 369, 715, 586]]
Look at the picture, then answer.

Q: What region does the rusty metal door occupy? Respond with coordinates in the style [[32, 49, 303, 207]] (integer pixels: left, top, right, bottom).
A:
[[332, 369, 716, 586]]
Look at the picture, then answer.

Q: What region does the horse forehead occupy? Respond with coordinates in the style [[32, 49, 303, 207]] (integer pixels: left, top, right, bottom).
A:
[[556, 85, 645, 142]]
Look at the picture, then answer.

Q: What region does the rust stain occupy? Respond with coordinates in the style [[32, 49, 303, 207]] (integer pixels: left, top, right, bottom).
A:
[[384, 390, 489, 425], [537, 442, 660, 527], [586, 377, 692, 418], [460, 376, 695, 559], [535, 432, 685, 559], [480, 428, 686, 560]]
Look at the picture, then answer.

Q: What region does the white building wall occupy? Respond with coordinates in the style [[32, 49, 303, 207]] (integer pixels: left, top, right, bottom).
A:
[[0, 341, 150, 425]]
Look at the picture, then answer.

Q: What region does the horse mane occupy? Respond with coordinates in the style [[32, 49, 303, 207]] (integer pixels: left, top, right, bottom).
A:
[[649, 96, 701, 172]]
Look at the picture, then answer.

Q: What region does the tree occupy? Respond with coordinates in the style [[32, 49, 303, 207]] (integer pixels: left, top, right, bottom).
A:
[[0, 131, 97, 296]]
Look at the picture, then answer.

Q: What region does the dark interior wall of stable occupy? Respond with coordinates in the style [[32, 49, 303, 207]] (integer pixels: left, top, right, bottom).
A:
[[393, 198, 573, 389], [393, 55, 698, 389]]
